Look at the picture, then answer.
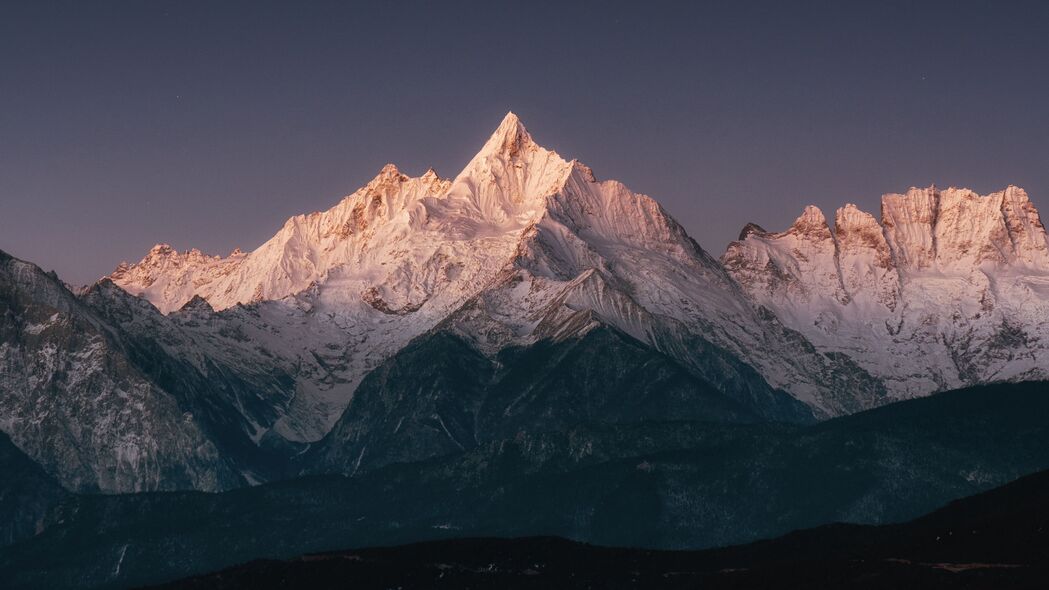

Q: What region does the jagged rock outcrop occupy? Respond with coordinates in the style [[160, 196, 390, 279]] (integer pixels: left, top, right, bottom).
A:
[[724, 185, 1049, 397], [0, 251, 245, 492]]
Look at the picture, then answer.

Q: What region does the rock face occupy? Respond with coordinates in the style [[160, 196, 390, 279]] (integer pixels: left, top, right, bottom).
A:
[[0, 251, 245, 492], [723, 185, 1049, 398]]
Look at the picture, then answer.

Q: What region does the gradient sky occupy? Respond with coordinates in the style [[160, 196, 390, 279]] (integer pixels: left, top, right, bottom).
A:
[[2, 1, 1048, 284]]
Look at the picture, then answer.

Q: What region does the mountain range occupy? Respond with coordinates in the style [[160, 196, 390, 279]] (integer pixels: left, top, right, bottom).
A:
[[2, 113, 1049, 587], [724, 185, 1049, 396], [112, 113, 1049, 420], [3, 381, 1048, 588]]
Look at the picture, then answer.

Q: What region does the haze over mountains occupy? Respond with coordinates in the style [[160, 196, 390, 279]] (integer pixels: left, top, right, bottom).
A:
[[2, 113, 1049, 588]]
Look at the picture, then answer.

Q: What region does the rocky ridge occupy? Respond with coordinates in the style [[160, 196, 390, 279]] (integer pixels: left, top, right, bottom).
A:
[[723, 185, 1049, 396]]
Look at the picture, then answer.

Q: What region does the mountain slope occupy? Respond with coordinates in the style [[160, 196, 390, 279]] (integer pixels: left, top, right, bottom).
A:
[[724, 185, 1049, 399], [3, 381, 1048, 589], [0, 250, 249, 492], [0, 431, 67, 548], [152, 468, 1049, 589], [306, 324, 764, 476]]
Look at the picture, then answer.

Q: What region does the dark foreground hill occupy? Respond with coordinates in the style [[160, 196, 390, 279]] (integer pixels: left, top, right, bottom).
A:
[[155, 468, 1049, 589], [2, 381, 1048, 588], [0, 432, 68, 546]]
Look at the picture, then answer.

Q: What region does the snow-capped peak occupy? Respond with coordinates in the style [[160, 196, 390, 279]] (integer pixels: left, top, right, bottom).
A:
[[482, 111, 533, 157], [434, 112, 573, 228], [107, 113, 912, 430], [724, 183, 1049, 400], [106, 113, 595, 438], [109, 113, 572, 315], [787, 205, 832, 239]]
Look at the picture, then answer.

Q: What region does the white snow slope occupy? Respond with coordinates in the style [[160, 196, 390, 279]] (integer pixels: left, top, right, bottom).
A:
[[723, 185, 1049, 398]]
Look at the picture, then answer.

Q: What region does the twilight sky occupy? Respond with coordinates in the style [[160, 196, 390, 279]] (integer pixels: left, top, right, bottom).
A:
[[2, 1, 1048, 284]]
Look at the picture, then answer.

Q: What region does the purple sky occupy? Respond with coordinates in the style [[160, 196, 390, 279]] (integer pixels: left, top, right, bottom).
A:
[[2, 1, 1048, 285]]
